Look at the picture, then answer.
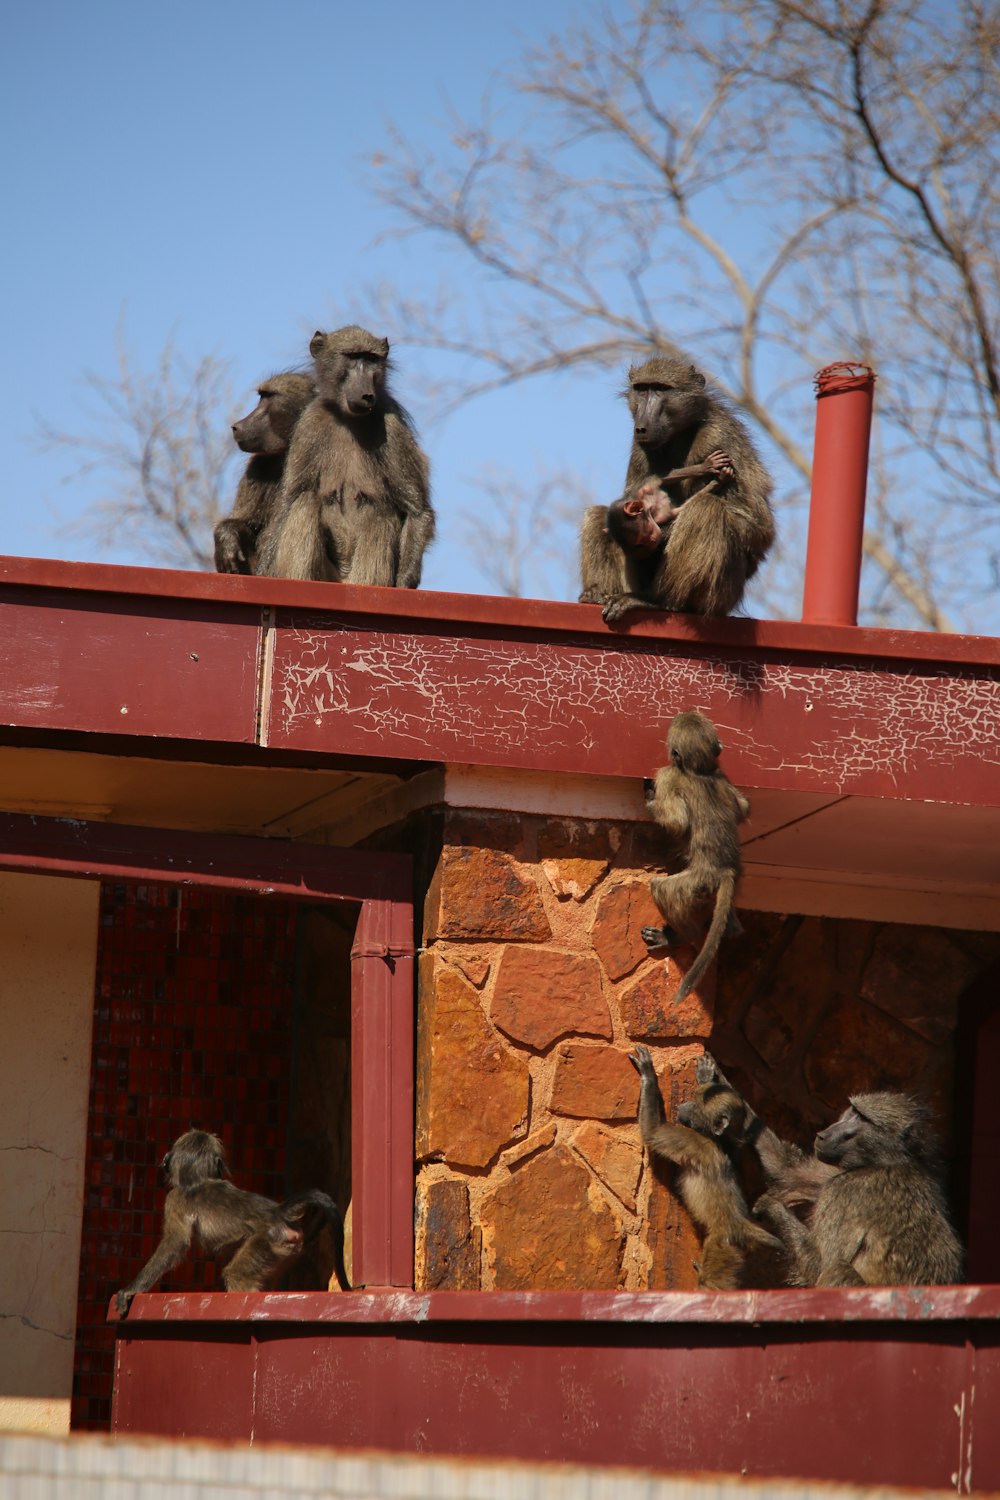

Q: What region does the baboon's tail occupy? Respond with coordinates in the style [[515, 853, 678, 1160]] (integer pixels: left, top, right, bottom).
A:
[[673, 870, 736, 1004], [282, 1190, 352, 1291]]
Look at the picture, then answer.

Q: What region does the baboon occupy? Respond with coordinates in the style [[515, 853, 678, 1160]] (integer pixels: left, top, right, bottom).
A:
[[579, 355, 774, 622], [114, 1129, 350, 1316], [214, 372, 315, 574], [697, 1053, 838, 1212], [642, 710, 750, 1002], [754, 1094, 964, 1287], [257, 326, 434, 588], [629, 1045, 784, 1289]]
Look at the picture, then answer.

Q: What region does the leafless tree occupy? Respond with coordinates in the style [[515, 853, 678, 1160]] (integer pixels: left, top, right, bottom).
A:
[[371, 0, 1000, 630], [38, 329, 237, 570]]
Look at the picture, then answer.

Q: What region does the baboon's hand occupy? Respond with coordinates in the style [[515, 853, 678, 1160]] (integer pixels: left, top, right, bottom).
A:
[[640, 925, 672, 951], [705, 449, 736, 481], [695, 1053, 720, 1086], [578, 586, 608, 606], [115, 1290, 133, 1319], [628, 1044, 654, 1078]]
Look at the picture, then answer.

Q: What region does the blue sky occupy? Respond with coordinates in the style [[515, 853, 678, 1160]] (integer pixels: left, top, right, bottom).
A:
[[2, 0, 618, 597]]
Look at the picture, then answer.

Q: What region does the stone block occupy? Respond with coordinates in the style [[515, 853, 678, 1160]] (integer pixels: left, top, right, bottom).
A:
[[415, 1176, 482, 1291], [572, 1122, 643, 1211], [805, 995, 931, 1109], [861, 926, 981, 1042], [549, 1041, 639, 1120], [541, 858, 609, 902], [591, 882, 664, 980], [425, 847, 551, 943], [491, 946, 611, 1051], [483, 1144, 624, 1290], [619, 964, 712, 1039], [416, 957, 529, 1168]]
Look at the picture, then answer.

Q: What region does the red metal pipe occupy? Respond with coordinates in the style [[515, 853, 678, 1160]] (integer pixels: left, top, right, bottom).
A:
[[801, 362, 876, 627]]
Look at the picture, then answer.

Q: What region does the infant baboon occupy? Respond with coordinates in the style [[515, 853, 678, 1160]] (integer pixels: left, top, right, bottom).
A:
[[755, 1094, 964, 1287], [630, 1045, 783, 1289], [643, 710, 750, 1002], [114, 1128, 350, 1316], [579, 354, 774, 621], [214, 372, 315, 574], [257, 326, 434, 588]]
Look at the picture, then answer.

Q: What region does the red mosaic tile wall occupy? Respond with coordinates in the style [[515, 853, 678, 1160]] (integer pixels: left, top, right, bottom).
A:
[[71, 881, 299, 1431]]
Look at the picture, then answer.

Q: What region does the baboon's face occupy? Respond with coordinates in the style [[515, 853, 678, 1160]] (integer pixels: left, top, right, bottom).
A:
[[232, 378, 312, 454], [628, 379, 708, 449]]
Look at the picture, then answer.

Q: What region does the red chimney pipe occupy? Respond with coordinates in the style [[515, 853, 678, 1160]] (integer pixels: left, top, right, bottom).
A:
[[801, 362, 876, 627]]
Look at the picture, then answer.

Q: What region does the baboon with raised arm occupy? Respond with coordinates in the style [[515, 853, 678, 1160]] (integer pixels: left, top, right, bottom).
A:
[[629, 1045, 784, 1289], [754, 1094, 964, 1287], [214, 371, 315, 574], [579, 354, 774, 622], [257, 326, 434, 587], [642, 710, 750, 1002], [114, 1129, 350, 1317]]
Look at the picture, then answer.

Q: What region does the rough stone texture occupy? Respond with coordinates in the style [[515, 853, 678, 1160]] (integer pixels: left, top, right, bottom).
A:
[[549, 1042, 640, 1121], [590, 881, 665, 980], [416, 957, 529, 1168], [805, 995, 932, 1108], [646, 1163, 702, 1292], [861, 927, 981, 1044], [425, 847, 551, 943], [572, 1122, 643, 1212], [536, 819, 617, 863], [619, 964, 712, 1039], [483, 1145, 624, 1290], [415, 1177, 482, 1291], [491, 946, 611, 1051], [448, 951, 492, 989], [541, 858, 609, 902], [502, 1121, 557, 1170]]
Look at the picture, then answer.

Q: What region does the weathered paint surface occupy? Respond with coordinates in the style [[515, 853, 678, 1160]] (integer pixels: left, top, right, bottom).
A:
[[264, 614, 1000, 798], [1, 559, 999, 805], [111, 1289, 1000, 1490]]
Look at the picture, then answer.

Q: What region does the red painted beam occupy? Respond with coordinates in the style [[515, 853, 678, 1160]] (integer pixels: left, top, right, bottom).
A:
[[110, 1289, 1000, 1488]]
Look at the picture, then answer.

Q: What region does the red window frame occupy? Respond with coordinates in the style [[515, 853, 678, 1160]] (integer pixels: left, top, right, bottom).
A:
[[0, 810, 415, 1290]]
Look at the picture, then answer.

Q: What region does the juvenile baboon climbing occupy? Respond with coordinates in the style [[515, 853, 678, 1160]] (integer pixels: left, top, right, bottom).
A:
[[754, 1094, 964, 1287], [114, 1129, 350, 1316], [579, 354, 774, 621], [642, 710, 750, 1002], [629, 1045, 783, 1289], [214, 372, 315, 574], [257, 326, 434, 587]]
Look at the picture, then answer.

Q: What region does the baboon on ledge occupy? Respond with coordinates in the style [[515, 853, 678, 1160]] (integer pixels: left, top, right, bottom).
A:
[[257, 326, 434, 588], [214, 371, 315, 574], [700, 1056, 964, 1287], [629, 1045, 784, 1289], [580, 354, 775, 621], [754, 1094, 965, 1287], [114, 1129, 350, 1316]]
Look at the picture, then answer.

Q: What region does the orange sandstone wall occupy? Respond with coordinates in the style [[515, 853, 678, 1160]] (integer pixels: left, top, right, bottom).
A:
[[410, 809, 999, 1294]]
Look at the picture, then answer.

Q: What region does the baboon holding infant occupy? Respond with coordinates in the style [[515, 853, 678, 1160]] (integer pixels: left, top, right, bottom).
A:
[[635, 1051, 964, 1290], [580, 354, 775, 621], [256, 326, 435, 588]]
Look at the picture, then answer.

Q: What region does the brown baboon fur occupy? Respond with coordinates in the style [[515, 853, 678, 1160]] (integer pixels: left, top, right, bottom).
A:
[[257, 326, 434, 588], [630, 1045, 784, 1289], [214, 372, 315, 575], [754, 1094, 964, 1287], [580, 354, 775, 621], [642, 711, 750, 1002], [114, 1129, 350, 1317]]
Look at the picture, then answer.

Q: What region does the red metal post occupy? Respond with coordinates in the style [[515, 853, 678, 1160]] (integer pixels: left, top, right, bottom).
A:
[[801, 362, 876, 627], [351, 896, 415, 1288]]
